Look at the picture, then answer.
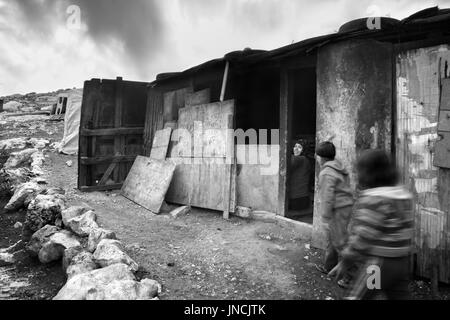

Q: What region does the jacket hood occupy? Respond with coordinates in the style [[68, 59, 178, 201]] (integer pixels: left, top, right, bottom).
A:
[[361, 186, 412, 200], [323, 159, 349, 175]]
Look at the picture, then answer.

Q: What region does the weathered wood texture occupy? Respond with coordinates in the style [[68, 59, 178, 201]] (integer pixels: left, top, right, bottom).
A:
[[185, 88, 211, 107], [143, 86, 164, 156], [396, 45, 450, 283], [165, 100, 236, 212], [121, 156, 176, 213], [163, 87, 193, 122], [149, 128, 172, 160], [313, 39, 393, 249], [78, 78, 148, 191], [434, 79, 450, 168], [235, 144, 279, 213]]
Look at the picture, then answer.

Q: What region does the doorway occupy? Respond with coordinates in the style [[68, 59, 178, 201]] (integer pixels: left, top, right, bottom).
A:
[[286, 67, 317, 224]]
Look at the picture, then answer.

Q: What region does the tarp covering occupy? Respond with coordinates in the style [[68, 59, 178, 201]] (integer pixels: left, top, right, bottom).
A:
[[58, 90, 83, 155]]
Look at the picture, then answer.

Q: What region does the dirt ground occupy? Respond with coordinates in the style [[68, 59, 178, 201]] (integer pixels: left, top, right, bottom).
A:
[[1, 113, 450, 300]]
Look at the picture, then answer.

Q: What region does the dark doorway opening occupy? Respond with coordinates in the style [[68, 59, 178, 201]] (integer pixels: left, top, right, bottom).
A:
[[286, 67, 317, 224]]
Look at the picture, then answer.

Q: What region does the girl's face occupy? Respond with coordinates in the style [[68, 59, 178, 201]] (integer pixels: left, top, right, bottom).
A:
[[293, 143, 303, 156]]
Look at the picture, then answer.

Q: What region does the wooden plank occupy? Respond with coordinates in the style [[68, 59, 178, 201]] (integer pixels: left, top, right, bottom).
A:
[[166, 100, 236, 212], [80, 155, 136, 165], [441, 78, 450, 111], [438, 110, 450, 132], [114, 78, 124, 184], [121, 156, 176, 213], [80, 183, 123, 192], [165, 159, 192, 205], [150, 128, 172, 160], [167, 161, 234, 212], [98, 162, 118, 185], [185, 88, 211, 107], [163, 87, 193, 122], [434, 131, 450, 168], [81, 127, 144, 136], [278, 68, 289, 218]]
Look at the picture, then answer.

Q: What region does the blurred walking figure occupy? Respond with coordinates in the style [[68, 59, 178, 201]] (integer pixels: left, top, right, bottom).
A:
[[328, 149, 414, 300], [314, 141, 354, 288]]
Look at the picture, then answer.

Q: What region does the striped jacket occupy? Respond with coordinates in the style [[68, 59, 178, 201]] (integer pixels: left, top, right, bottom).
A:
[[341, 186, 414, 263]]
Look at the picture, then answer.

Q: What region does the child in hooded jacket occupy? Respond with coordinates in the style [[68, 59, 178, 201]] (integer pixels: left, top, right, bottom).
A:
[[314, 141, 354, 286]]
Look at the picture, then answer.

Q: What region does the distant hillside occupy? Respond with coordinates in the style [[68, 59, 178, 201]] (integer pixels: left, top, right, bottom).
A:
[[0, 88, 83, 113]]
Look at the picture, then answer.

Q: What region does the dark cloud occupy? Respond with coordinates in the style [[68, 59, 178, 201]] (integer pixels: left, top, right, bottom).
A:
[[11, 0, 166, 76]]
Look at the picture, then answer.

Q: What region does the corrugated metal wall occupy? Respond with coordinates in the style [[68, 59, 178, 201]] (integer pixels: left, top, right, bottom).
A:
[[396, 44, 450, 283]]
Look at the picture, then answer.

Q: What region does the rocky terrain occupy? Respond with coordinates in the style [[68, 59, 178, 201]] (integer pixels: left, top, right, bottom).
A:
[[1, 88, 82, 113]]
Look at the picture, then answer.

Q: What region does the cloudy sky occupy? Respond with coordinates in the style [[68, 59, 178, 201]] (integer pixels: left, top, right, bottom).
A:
[[1, 0, 450, 95]]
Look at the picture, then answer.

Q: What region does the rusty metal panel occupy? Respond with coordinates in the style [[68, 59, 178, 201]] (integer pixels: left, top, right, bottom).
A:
[[396, 44, 450, 283]]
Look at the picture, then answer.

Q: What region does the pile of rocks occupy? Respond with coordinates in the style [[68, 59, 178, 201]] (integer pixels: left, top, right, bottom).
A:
[[1, 149, 161, 300]]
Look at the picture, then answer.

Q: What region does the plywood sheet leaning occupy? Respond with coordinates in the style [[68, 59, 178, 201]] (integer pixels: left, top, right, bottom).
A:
[[150, 128, 172, 160], [121, 156, 176, 213], [165, 100, 236, 213]]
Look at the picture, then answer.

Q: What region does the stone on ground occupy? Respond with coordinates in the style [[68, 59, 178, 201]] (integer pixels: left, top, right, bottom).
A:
[[62, 246, 84, 271], [4, 181, 42, 211], [26, 225, 60, 256], [89, 278, 161, 300], [53, 263, 136, 300], [61, 206, 89, 226], [93, 239, 138, 271], [87, 228, 116, 253], [3, 148, 37, 170], [38, 230, 81, 264], [65, 210, 98, 237], [66, 251, 97, 279], [23, 194, 66, 237], [170, 206, 191, 218]]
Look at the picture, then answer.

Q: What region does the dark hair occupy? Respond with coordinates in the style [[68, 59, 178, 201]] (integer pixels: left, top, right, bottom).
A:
[[356, 149, 399, 189], [315, 141, 336, 160]]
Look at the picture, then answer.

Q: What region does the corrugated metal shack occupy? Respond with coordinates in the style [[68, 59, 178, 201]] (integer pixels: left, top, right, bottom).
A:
[[141, 6, 450, 283]]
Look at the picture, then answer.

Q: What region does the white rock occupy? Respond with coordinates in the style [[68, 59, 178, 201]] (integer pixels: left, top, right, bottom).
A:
[[65, 210, 98, 237], [66, 160, 73, 167], [89, 278, 161, 300], [24, 194, 66, 234], [4, 181, 42, 211], [61, 206, 89, 226], [3, 148, 37, 169], [53, 263, 136, 300], [234, 206, 252, 219], [62, 246, 84, 271], [30, 151, 45, 175], [26, 225, 60, 256], [28, 138, 50, 149], [66, 251, 97, 279], [14, 222, 23, 229], [87, 228, 117, 253], [38, 230, 81, 264], [0, 138, 28, 150], [93, 239, 139, 271], [0, 252, 14, 264], [170, 206, 191, 218]]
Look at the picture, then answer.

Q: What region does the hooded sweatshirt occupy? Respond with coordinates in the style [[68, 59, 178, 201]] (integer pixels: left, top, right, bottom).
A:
[[318, 159, 354, 221], [341, 186, 414, 264]]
